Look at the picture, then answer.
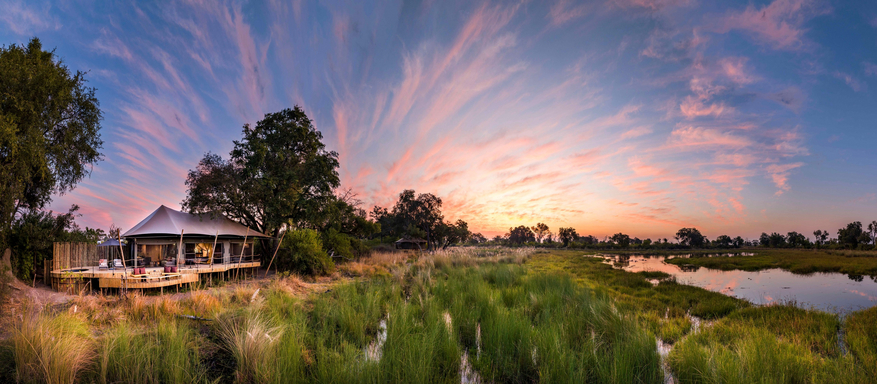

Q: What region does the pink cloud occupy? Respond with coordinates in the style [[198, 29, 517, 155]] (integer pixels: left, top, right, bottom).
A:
[[765, 162, 804, 195], [547, 0, 590, 27], [833, 71, 865, 92], [668, 126, 751, 149], [620, 126, 653, 140], [715, 0, 830, 50], [679, 96, 729, 118], [718, 57, 757, 84]]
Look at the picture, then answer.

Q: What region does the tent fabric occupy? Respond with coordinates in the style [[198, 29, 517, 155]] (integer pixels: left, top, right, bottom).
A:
[[98, 239, 123, 247], [122, 205, 271, 238]]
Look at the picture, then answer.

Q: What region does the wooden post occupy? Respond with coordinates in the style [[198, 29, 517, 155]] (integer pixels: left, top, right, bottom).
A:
[[235, 227, 249, 280], [118, 233, 126, 272], [264, 230, 286, 278], [178, 229, 185, 268], [210, 230, 218, 266]]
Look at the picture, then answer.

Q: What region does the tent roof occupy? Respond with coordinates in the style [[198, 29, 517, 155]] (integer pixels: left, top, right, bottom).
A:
[[98, 239, 124, 247], [122, 205, 271, 238]]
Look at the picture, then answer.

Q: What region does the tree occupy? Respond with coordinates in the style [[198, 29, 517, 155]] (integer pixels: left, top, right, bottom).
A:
[[558, 227, 578, 247], [610, 233, 631, 247], [6, 205, 100, 279], [1, 38, 103, 237], [813, 230, 829, 248], [531, 223, 549, 243], [838, 222, 864, 249], [732, 236, 745, 248], [759, 233, 770, 247], [435, 219, 471, 249], [787, 231, 808, 248], [642, 238, 652, 247], [767, 232, 787, 248], [469, 233, 487, 244], [507, 225, 535, 245], [869, 221, 877, 245], [715, 235, 732, 248], [182, 107, 339, 237], [675, 228, 705, 247]]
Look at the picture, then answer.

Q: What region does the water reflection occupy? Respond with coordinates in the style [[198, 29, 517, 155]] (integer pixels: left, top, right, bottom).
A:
[[598, 254, 877, 313]]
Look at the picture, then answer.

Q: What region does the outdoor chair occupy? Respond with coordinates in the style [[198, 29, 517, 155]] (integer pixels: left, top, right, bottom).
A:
[[98, 259, 108, 270], [112, 259, 123, 269]]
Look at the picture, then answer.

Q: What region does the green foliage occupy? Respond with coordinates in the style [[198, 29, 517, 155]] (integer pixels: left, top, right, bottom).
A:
[[558, 227, 578, 247], [7, 205, 98, 280], [182, 107, 339, 237], [372, 189, 465, 250], [838, 221, 865, 249], [276, 228, 334, 276], [675, 228, 705, 247], [322, 227, 353, 259], [611, 232, 631, 247], [0, 37, 103, 234], [506, 225, 535, 244]]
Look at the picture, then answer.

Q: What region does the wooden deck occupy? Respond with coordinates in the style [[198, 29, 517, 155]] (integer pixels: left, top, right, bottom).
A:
[[49, 261, 261, 292]]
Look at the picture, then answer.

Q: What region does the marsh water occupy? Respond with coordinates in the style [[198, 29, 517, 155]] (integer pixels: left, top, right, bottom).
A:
[[600, 254, 877, 313]]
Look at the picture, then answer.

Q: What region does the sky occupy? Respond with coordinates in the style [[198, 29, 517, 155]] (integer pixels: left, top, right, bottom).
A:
[[2, 0, 876, 240]]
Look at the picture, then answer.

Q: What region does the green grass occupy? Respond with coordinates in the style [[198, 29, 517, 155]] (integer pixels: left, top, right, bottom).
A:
[[844, 306, 877, 377], [667, 304, 870, 384], [6, 247, 877, 383], [665, 248, 877, 275], [526, 251, 749, 342]]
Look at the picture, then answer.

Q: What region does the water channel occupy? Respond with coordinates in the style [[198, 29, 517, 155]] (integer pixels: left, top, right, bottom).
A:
[[599, 254, 877, 313]]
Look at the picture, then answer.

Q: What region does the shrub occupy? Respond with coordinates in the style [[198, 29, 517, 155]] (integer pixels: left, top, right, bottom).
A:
[[276, 229, 334, 276]]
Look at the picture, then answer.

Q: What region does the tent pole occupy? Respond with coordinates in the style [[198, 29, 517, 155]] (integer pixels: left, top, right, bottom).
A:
[[210, 230, 218, 267], [178, 229, 185, 269], [264, 230, 286, 278], [235, 227, 249, 280]]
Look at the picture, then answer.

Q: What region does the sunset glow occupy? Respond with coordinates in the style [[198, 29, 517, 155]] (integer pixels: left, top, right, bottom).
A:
[[4, 0, 876, 240]]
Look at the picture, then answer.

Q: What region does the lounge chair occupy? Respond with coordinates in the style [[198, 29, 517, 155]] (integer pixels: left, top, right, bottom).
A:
[[98, 259, 108, 270], [112, 259, 123, 269]]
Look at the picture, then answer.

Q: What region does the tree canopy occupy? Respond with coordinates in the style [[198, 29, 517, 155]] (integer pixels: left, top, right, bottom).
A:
[[372, 189, 470, 250], [675, 228, 705, 247], [0, 38, 103, 235], [182, 107, 339, 237]]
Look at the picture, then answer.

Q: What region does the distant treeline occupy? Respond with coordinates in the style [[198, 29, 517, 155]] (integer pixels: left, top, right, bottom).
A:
[[470, 222, 877, 251]]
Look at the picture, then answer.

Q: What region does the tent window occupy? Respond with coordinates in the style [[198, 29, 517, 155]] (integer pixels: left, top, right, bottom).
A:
[[230, 243, 253, 257]]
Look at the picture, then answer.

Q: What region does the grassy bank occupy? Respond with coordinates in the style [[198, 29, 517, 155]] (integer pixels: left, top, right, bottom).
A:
[[3, 247, 876, 383], [664, 248, 877, 276], [4, 248, 663, 383]]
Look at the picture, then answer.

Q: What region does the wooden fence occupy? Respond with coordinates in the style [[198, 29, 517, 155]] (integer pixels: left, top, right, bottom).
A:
[[52, 242, 99, 270]]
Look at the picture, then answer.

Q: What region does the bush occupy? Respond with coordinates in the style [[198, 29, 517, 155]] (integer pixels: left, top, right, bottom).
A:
[[276, 229, 334, 276]]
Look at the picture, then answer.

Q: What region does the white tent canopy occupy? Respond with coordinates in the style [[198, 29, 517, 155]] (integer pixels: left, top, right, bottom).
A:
[[122, 205, 271, 238]]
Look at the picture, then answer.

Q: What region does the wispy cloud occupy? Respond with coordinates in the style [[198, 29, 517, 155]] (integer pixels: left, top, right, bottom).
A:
[[0, 0, 59, 35], [714, 0, 830, 50], [834, 71, 865, 92]]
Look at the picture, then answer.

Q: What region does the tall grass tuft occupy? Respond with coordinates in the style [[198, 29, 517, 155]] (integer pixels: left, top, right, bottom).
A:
[[216, 311, 285, 383], [12, 309, 94, 384], [95, 320, 206, 384]]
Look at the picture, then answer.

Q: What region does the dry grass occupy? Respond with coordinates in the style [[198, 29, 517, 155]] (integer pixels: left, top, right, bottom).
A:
[[12, 305, 94, 384], [184, 290, 221, 316]]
